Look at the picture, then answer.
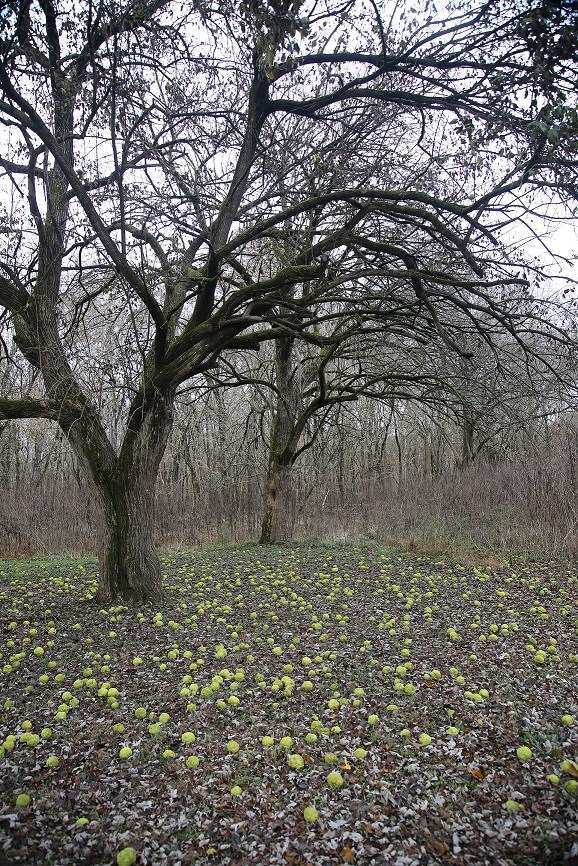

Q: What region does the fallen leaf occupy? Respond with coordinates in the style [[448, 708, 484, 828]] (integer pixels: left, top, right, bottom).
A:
[[427, 839, 448, 856]]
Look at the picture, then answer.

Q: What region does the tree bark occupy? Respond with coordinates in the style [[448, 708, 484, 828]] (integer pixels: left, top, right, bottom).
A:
[[459, 414, 476, 469], [260, 456, 294, 545], [259, 337, 302, 544], [97, 474, 163, 604], [94, 389, 174, 603]]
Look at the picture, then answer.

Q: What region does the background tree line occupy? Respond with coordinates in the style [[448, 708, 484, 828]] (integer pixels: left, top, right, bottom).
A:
[[2, 344, 577, 559]]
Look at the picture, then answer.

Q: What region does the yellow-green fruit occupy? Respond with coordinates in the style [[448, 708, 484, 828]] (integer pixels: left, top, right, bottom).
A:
[[227, 740, 240, 754], [230, 785, 243, 796], [280, 736, 293, 750], [561, 715, 574, 727], [261, 735, 274, 747], [504, 800, 525, 811], [565, 780, 578, 796], [327, 771, 344, 790], [46, 755, 59, 768], [40, 728, 52, 739], [418, 733, 432, 746], [303, 806, 319, 823], [159, 712, 170, 723], [162, 749, 176, 759], [134, 708, 147, 719], [516, 746, 532, 762], [354, 747, 367, 759], [186, 755, 200, 769], [367, 714, 379, 725], [547, 774, 560, 784], [181, 732, 196, 745], [119, 747, 133, 759], [16, 794, 31, 808], [116, 847, 137, 866], [287, 753, 304, 770]]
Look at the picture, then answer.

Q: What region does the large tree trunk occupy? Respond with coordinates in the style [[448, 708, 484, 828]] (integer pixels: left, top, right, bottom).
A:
[[93, 389, 174, 603], [260, 456, 294, 544], [260, 338, 301, 544], [97, 478, 162, 604]]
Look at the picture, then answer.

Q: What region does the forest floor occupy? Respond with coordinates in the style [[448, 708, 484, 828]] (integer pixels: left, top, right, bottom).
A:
[[0, 543, 577, 866]]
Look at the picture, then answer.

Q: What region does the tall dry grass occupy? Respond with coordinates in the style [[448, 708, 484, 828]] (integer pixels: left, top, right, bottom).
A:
[[1, 427, 576, 560]]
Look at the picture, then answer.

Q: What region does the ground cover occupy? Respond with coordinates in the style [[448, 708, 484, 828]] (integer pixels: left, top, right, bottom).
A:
[[0, 543, 577, 866]]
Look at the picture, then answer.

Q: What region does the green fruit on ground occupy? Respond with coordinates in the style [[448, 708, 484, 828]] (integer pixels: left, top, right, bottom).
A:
[[327, 771, 344, 790], [547, 774, 560, 784], [287, 753, 305, 770], [504, 800, 524, 811], [116, 848, 137, 866]]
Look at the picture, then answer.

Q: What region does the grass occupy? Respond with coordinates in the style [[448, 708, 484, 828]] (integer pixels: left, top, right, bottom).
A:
[[0, 542, 577, 866]]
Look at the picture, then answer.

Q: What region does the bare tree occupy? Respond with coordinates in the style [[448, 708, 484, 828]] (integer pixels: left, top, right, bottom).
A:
[[0, 0, 575, 601]]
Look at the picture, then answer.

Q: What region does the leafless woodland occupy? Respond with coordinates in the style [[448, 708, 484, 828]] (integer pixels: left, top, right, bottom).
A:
[[0, 0, 577, 584]]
